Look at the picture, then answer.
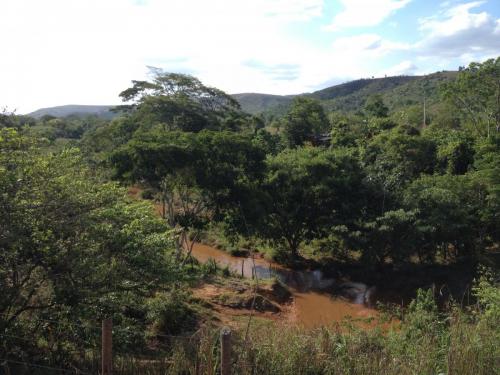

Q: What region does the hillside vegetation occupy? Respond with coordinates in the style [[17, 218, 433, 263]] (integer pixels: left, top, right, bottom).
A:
[[1, 58, 499, 374], [29, 71, 457, 119], [28, 104, 118, 119], [234, 71, 457, 116]]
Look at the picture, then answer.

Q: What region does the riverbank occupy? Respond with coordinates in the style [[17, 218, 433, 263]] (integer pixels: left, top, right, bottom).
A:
[[127, 186, 483, 328], [187, 241, 393, 329], [197, 228, 486, 310]]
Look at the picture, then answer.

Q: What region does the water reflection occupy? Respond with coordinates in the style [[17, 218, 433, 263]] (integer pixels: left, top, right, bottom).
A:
[[189, 243, 337, 292]]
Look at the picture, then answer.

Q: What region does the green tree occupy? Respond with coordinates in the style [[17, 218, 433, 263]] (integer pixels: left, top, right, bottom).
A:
[[110, 130, 266, 219], [403, 172, 499, 261], [282, 97, 329, 147], [329, 112, 370, 148], [118, 69, 243, 132], [442, 57, 500, 137], [260, 147, 365, 259], [364, 94, 389, 118], [355, 209, 418, 266], [0, 129, 179, 360], [362, 127, 437, 213]]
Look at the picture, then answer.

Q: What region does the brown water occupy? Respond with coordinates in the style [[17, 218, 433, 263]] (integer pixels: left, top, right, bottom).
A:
[[127, 187, 385, 328], [189, 242, 381, 328]]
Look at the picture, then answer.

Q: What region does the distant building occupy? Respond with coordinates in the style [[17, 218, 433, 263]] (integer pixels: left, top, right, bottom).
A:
[[311, 133, 331, 146]]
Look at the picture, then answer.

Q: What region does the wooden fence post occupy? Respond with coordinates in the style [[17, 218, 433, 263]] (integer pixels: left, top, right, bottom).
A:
[[241, 260, 244, 278], [102, 318, 112, 375], [220, 326, 231, 375]]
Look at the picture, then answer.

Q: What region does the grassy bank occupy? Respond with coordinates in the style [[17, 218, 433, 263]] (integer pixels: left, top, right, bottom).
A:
[[52, 275, 496, 375], [106, 281, 499, 375]]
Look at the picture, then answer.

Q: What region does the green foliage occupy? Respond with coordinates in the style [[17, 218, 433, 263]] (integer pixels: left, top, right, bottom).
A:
[[28, 115, 105, 141], [0, 129, 182, 360], [473, 268, 500, 327], [329, 112, 370, 148], [356, 209, 418, 265], [404, 172, 499, 260], [442, 57, 500, 137], [252, 128, 285, 155], [260, 147, 365, 257], [362, 127, 437, 198], [473, 135, 500, 198], [364, 94, 389, 117], [427, 128, 475, 174], [117, 69, 245, 133], [146, 290, 197, 336], [282, 97, 329, 147], [111, 130, 266, 215], [404, 289, 441, 336], [391, 104, 424, 127]]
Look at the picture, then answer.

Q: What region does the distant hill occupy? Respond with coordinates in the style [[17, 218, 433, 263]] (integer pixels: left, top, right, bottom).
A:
[[233, 71, 457, 116], [317, 71, 457, 113], [231, 93, 293, 116], [28, 105, 118, 120], [28, 71, 458, 120]]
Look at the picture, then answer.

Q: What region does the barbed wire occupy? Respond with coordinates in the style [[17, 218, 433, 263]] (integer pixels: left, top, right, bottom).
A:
[[0, 358, 92, 374], [1, 312, 202, 339], [0, 312, 102, 331]]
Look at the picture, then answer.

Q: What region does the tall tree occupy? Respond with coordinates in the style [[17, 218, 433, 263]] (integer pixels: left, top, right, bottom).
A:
[[117, 69, 242, 132], [364, 94, 389, 118], [442, 57, 500, 137], [282, 97, 329, 147], [0, 129, 179, 360], [260, 147, 365, 259]]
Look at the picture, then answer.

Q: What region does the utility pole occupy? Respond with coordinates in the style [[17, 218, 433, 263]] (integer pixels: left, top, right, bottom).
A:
[[423, 94, 426, 126], [422, 79, 428, 127]]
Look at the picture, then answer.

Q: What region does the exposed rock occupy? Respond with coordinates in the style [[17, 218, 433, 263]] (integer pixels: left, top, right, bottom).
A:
[[258, 280, 293, 304], [213, 290, 281, 313]]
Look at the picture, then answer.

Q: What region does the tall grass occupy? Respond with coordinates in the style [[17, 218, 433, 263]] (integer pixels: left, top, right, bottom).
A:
[[111, 286, 499, 375], [4, 282, 497, 375]]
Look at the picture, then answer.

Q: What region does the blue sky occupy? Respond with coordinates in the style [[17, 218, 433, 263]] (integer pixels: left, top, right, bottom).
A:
[[0, 0, 499, 113]]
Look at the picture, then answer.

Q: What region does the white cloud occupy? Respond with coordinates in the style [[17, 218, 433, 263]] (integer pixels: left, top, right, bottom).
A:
[[420, 1, 488, 36], [1, 0, 498, 114], [416, 1, 500, 59], [0, 0, 325, 112], [331, 34, 410, 56], [378, 60, 418, 76], [325, 0, 411, 31], [263, 0, 324, 21]]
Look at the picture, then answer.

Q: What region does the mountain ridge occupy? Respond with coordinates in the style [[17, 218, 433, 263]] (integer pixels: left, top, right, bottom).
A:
[[28, 104, 118, 119], [28, 71, 458, 119]]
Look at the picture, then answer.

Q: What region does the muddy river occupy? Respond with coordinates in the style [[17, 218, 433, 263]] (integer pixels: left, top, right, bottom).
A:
[[189, 242, 384, 328]]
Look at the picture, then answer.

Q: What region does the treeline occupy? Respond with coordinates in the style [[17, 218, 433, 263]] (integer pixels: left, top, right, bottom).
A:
[[2, 60, 499, 269], [0, 58, 499, 373], [85, 60, 499, 266], [0, 127, 200, 363], [4, 60, 498, 267]]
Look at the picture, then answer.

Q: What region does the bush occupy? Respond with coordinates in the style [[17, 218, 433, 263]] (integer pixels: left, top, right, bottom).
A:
[[141, 187, 156, 200], [146, 290, 198, 336]]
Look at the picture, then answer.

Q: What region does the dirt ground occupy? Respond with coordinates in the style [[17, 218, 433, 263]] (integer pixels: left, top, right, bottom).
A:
[[191, 279, 295, 329]]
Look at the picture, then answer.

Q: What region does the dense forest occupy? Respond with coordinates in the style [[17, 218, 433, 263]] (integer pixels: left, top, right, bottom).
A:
[[1, 57, 499, 374]]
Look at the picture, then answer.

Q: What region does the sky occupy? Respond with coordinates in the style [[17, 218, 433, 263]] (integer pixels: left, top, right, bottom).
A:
[[1, 0, 499, 113]]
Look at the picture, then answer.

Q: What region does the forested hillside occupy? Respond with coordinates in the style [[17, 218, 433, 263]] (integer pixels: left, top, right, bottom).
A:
[[29, 71, 456, 120], [29, 104, 118, 120], [1, 57, 499, 374], [233, 71, 457, 116]]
